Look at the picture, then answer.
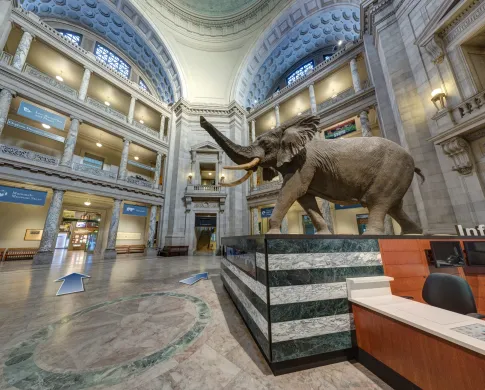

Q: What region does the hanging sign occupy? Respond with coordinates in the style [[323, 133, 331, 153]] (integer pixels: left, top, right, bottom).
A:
[[0, 185, 47, 206], [261, 207, 274, 218], [7, 119, 65, 143], [123, 204, 148, 216], [335, 203, 363, 210], [324, 120, 356, 139], [195, 216, 216, 227], [17, 101, 66, 130], [356, 213, 369, 235], [128, 160, 155, 172]]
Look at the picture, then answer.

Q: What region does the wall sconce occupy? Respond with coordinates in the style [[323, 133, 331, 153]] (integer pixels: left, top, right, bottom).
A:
[[220, 174, 225, 183], [431, 88, 446, 111], [188, 172, 193, 184]]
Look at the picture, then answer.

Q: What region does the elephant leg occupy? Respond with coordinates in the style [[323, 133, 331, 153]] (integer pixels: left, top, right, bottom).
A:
[[297, 194, 331, 234], [388, 202, 423, 234], [364, 204, 387, 235]]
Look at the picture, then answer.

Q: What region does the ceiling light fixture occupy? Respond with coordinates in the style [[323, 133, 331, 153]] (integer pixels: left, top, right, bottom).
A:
[[42, 123, 51, 129], [84, 200, 91, 206], [332, 93, 338, 99], [134, 156, 139, 160], [208, 172, 212, 176], [297, 112, 302, 116], [338, 40, 343, 46], [139, 119, 144, 124], [96, 142, 102, 147], [55, 75, 64, 82], [104, 101, 110, 106]]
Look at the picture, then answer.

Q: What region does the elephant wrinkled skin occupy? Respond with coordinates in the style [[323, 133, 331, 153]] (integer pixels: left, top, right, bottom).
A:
[[200, 114, 423, 235]]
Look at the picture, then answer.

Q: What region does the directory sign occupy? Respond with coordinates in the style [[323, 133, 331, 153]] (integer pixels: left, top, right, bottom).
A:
[[0, 185, 47, 206], [17, 101, 67, 130], [123, 204, 148, 216], [324, 120, 356, 139], [261, 207, 274, 218]]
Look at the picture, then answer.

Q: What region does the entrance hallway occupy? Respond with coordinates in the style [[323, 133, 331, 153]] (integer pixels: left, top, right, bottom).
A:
[[0, 255, 390, 390]]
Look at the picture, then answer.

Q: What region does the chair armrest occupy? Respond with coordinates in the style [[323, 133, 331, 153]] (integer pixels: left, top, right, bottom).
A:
[[466, 313, 485, 320], [399, 296, 415, 300]]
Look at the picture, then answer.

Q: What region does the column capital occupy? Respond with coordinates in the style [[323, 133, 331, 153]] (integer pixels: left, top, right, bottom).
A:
[[52, 187, 67, 193], [0, 88, 16, 97], [113, 198, 123, 202], [122, 137, 131, 144], [20, 28, 35, 38], [83, 66, 93, 72], [69, 116, 83, 123]]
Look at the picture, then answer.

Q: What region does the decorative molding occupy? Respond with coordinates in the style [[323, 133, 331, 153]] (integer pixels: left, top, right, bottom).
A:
[[0, 144, 58, 165], [127, 175, 153, 188], [132, 120, 159, 138], [0, 52, 13, 66], [442, 137, 473, 175], [72, 162, 117, 179], [173, 98, 246, 117], [86, 97, 127, 121], [438, 0, 485, 45], [423, 34, 446, 64], [24, 64, 78, 98]]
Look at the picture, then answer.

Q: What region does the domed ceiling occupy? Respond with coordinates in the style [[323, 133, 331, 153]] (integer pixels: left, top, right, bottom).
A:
[[19, 0, 181, 103], [174, 0, 259, 17]]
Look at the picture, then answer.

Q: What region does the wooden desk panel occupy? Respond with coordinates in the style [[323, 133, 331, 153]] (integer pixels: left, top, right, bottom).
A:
[[353, 304, 485, 390]]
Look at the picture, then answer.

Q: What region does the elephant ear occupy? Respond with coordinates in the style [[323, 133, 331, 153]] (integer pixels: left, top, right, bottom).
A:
[[262, 167, 278, 181], [276, 115, 320, 167]]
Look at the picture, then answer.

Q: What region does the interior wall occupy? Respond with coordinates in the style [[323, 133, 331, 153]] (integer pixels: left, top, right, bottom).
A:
[[116, 213, 147, 246]]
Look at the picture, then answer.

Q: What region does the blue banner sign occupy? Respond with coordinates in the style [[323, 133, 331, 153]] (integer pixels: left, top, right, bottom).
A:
[[17, 101, 66, 130], [335, 203, 363, 210], [261, 207, 274, 218], [7, 119, 65, 143], [127, 160, 155, 172], [0, 185, 47, 206], [123, 204, 148, 216]]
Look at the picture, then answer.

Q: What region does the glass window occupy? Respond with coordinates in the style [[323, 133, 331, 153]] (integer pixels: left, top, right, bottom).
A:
[[56, 30, 82, 46], [286, 61, 314, 85], [94, 43, 131, 78], [83, 153, 104, 169], [139, 78, 150, 93]]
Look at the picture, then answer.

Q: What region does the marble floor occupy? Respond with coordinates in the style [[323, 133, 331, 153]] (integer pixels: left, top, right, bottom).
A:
[[0, 252, 393, 390]]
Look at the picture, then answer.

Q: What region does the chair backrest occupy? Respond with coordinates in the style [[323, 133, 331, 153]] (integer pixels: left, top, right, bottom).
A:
[[422, 273, 477, 315]]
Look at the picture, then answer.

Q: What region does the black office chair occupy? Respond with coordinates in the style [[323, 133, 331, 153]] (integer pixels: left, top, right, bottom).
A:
[[422, 273, 485, 319]]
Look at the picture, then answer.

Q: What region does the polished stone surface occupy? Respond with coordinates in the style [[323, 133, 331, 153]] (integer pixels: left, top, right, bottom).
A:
[[0, 252, 392, 389]]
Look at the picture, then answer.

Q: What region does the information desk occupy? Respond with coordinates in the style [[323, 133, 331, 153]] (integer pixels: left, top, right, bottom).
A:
[[348, 276, 485, 389]]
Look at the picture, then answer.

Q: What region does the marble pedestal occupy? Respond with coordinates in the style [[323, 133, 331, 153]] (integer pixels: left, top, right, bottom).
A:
[[33, 251, 54, 265], [103, 249, 117, 260]]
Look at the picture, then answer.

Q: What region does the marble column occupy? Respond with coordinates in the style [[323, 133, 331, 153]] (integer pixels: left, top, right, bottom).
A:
[[128, 96, 136, 124], [321, 200, 334, 234], [159, 114, 166, 140], [33, 189, 65, 265], [281, 216, 289, 234], [78, 67, 91, 101], [360, 110, 372, 137], [60, 117, 81, 167], [118, 138, 130, 180], [275, 105, 281, 127], [0, 89, 14, 136], [104, 199, 122, 259], [153, 152, 162, 189], [145, 205, 158, 255], [252, 208, 260, 235], [308, 84, 317, 115], [12, 30, 33, 71], [350, 57, 362, 93]]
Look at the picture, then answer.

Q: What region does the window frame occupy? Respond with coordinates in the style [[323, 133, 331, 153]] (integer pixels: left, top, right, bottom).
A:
[[139, 78, 150, 93], [56, 29, 83, 46], [94, 42, 131, 79], [286, 60, 315, 86]]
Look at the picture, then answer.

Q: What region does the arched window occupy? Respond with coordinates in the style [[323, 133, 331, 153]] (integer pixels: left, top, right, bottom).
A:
[[139, 78, 150, 93], [94, 42, 131, 78], [56, 29, 82, 46], [286, 61, 314, 85]]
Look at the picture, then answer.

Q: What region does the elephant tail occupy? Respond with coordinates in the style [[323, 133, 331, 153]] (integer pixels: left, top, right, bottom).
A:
[[414, 167, 425, 184]]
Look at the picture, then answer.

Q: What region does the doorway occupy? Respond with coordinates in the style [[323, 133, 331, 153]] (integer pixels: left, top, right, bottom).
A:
[[199, 163, 216, 186], [195, 214, 217, 253], [57, 209, 101, 253]]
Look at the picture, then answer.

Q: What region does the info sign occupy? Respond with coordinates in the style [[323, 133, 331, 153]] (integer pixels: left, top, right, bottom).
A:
[[0, 185, 47, 206], [17, 101, 67, 130], [123, 204, 148, 217]]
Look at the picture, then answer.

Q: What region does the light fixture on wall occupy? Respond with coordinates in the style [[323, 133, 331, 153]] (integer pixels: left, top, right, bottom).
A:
[[42, 123, 51, 129], [220, 173, 225, 183], [134, 156, 139, 160], [188, 172, 193, 184], [84, 200, 91, 206], [431, 88, 447, 111]]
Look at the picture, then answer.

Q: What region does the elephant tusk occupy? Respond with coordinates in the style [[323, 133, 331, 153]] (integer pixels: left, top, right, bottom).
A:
[[223, 157, 261, 170], [220, 170, 253, 187]]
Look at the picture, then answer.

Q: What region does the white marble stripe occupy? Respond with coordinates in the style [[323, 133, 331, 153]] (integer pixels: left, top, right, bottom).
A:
[[256, 252, 266, 269], [268, 252, 382, 271], [221, 257, 267, 303], [221, 269, 269, 339], [271, 313, 355, 342], [270, 282, 348, 305]]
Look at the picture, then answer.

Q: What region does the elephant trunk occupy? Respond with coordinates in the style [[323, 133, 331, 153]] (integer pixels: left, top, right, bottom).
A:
[[200, 116, 257, 165]]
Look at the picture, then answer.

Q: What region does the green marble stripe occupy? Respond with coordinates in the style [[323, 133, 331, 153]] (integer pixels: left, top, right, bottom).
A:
[[269, 265, 384, 287], [221, 263, 268, 320], [270, 298, 351, 323], [3, 292, 211, 390], [222, 276, 270, 360], [271, 330, 356, 362], [266, 238, 380, 254]]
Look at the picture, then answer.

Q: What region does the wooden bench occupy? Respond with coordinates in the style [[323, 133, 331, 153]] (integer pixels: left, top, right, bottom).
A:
[[158, 246, 189, 257], [115, 245, 146, 254], [4, 248, 37, 261], [115, 245, 130, 254]]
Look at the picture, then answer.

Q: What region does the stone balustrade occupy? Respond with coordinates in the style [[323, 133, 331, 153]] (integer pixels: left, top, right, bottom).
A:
[[0, 143, 59, 165], [72, 162, 117, 179], [455, 90, 485, 120], [191, 185, 221, 192], [317, 86, 356, 112], [0, 51, 12, 66], [24, 64, 78, 98], [86, 97, 127, 121], [127, 175, 153, 188], [250, 180, 282, 193], [133, 120, 159, 138]]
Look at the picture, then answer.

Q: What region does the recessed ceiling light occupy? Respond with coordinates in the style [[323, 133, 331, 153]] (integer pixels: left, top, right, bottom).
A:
[[84, 201, 91, 206], [208, 172, 212, 176], [297, 112, 302, 116], [104, 101, 110, 106], [55, 75, 64, 82], [96, 142, 102, 147], [254, 99, 258, 103], [332, 94, 338, 99], [338, 40, 343, 45], [134, 156, 139, 160], [139, 119, 144, 124], [42, 123, 51, 129]]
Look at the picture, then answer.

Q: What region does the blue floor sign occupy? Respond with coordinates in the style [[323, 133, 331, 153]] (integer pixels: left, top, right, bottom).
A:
[[55, 273, 90, 296], [179, 272, 209, 285]]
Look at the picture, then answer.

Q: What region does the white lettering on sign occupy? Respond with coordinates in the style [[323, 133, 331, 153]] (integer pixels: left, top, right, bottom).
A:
[[455, 224, 485, 236]]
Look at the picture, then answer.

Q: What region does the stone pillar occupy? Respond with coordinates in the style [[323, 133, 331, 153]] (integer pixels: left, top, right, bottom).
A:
[[321, 200, 334, 234], [153, 152, 162, 189], [308, 84, 317, 114], [159, 114, 166, 139], [60, 117, 81, 167], [118, 138, 130, 180], [145, 205, 158, 255], [104, 199, 122, 259], [360, 110, 372, 137], [128, 96, 136, 124], [275, 105, 281, 127], [0, 2, 12, 52], [252, 208, 260, 235], [33, 189, 65, 265], [250, 120, 257, 188], [78, 67, 91, 101], [0, 89, 14, 136], [12, 30, 33, 71], [281, 216, 289, 234], [350, 57, 362, 93]]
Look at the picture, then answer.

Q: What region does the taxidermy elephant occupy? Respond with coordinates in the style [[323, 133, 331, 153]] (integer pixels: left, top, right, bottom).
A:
[[200, 115, 423, 235]]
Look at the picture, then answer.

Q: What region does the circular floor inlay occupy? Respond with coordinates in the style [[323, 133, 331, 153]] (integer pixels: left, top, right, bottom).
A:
[[3, 292, 211, 390]]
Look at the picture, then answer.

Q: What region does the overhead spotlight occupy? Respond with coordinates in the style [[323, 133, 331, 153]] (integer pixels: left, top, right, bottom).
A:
[[254, 99, 258, 104], [139, 119, 144, 124], [208, 172, 212, 176], [96, 142, 102, 147], [104, 101, 110, 106], [134, 156, 139, 160], [55, 75, 64, 82], [42, 123, 51, 129], [84, 200, 91, 206], [338, 40, 343, 46]]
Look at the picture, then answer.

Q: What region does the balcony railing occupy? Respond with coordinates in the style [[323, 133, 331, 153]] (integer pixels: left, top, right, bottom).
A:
[[0, 144, 59, 165], [250, 180, 281, 193], [86, 97, 127, 121], [132, 120, 159, 138], [191, 185, 221, 192], [455, 90, 485, 120], [72, 162, 117, 179], [24, 64, 78, 98], [127, 175, 153, 188], [0, 51, 12, 66]]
